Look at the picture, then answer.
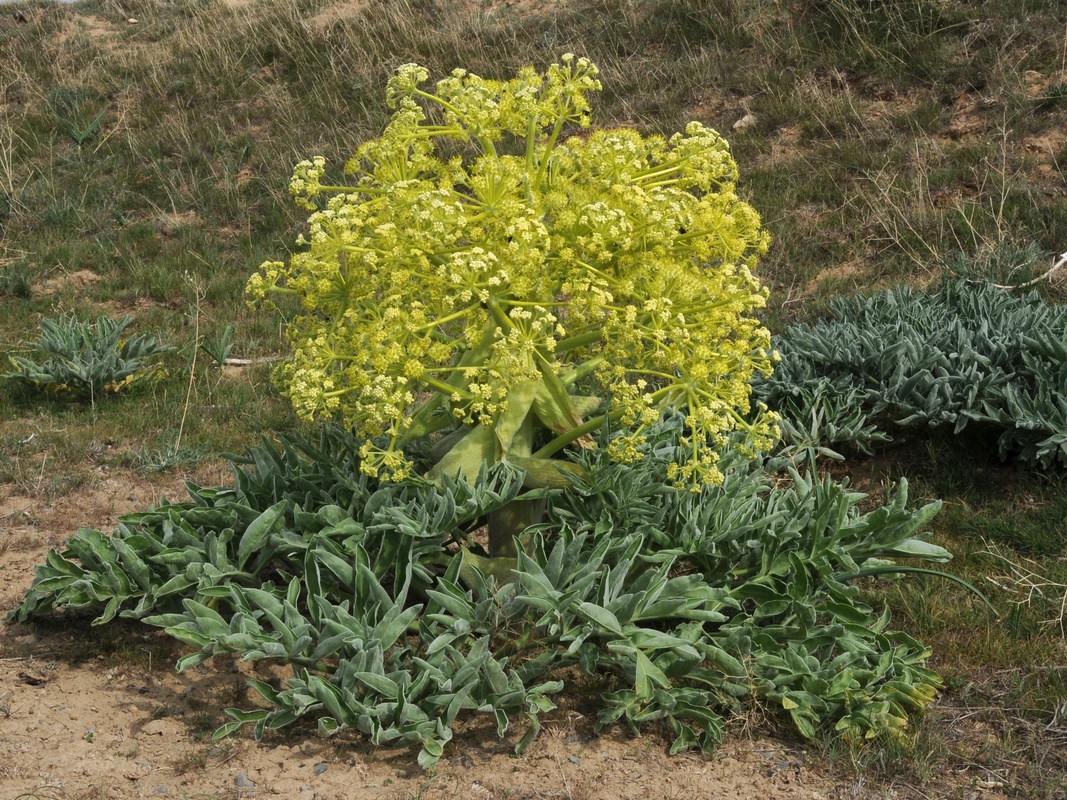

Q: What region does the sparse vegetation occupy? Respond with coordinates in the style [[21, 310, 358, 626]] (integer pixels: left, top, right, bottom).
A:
[[0, 265, 32, 299], [1, 0, 1066, 797], [199, 323, 235, 369], [44, 85, 107, 146], [127, 437, 209, 474]]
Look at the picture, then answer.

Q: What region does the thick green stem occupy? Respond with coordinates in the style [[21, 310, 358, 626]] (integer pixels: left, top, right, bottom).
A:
[[488, 499, 544, 559], [532, 408, 625, 459], [490, 399, 541, 558]]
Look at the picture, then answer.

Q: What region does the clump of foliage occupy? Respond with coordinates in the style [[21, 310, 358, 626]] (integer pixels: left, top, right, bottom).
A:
[[200, 322, 236, 368], [942, 241, 1051, 287], [8, 58, 965, 770], [45, 85, 108, 146], [758, 280, 1067, 466], [247, 56, 779, 503], [11, 421, 956, 767], [0, 266, 32, 299], [3, 315, 172, 400]]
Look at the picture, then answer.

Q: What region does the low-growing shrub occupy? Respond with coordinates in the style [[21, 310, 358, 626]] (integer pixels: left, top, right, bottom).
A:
[[759, 280, 1067, 466], [10, 421, 957, 766], [3, 315, 172, 400]]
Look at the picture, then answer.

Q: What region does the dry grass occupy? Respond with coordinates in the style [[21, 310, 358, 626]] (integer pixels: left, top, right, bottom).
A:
[[986, 546, 1067, 639]]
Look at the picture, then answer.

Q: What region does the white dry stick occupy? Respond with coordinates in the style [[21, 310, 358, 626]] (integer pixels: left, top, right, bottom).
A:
[[221, 356, 284, 367], [989, 250, 1067, 290], [176, 275, 203, 452]]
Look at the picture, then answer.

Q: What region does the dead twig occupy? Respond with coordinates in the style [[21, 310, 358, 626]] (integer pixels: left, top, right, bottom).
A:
[[987, 250, 1067, 290], [0, 504, 31, 520], [983, 545, 1067, 638], [221, 356, 284, 366], [0, 655, 51, 662]]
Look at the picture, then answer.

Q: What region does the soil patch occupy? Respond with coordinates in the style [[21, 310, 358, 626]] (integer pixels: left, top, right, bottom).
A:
[[34, 268, 103, 298]]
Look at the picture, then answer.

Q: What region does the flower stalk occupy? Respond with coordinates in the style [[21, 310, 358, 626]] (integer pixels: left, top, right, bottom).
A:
[[249, 56, 780, 567]]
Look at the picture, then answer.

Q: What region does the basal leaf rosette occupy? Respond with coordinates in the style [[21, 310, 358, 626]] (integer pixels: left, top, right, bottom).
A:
[[248, 55, 778, 488]]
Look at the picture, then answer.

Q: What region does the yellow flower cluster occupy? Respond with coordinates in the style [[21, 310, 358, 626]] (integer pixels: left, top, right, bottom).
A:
[[248, 56, 778, 487]]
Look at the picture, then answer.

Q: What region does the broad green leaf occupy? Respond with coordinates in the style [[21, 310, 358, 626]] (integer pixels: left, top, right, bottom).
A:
[[577, 601, 624, 637], [428, 425, 496, 484], [789, 708, 817, 738], [314, 549, 356, 589], [354, 672, 399, 697], [237, 501, 288, 570], [494, 379, 538, 457], [884, 538, 952, 562], [484, 656, 509, 696], [494, 708, 509, 737], [531, 378, 588, 435], [110, 538, 153, 592], [246, 679, 282, 706], [94, 595, 123, 626], [176, 652, 211, 671], [417, 737, 444, 770], [460, 550, 517, 587], [212, 721, 245, 740], [183, 599, 229, 637], [508, 455, 588, 489], [702, 645, 746, 678], [266, 709, 300, 730], [634, 650, 669, 701], [224, 708, 271, 724], [313, 680, 357, 727], [374, 605, 422, 651], [153, 574, 197, 598]]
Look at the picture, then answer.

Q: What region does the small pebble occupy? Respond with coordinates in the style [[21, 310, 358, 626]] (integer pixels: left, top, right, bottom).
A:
[[313, 763, 328, 776], [235, 772, 256, 789], [733, 112, 758, 131], [567, 755, 579, 764]]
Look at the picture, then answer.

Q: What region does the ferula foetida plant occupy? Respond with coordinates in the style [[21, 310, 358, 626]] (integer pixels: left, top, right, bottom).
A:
[[249, 55, 778, 492]]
